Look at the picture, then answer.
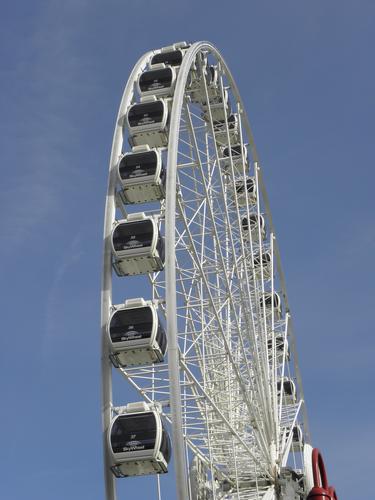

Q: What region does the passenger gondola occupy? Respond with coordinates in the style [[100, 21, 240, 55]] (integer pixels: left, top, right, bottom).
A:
[[250, 251, 272, 278], [221, 143, 248, 173], [267, 335, 290, 360], [259, 292, 281, 317], [277, 378, 297, 405], [126, 98, 170, 148], [234, 177, 256, 206], [199, 64, 223, 100], [111, 213, 164, 276], [117, 146, 165, 204], [205, 65, 219, 92], [254, 252, 272, 271], [108, 298, 167, 368], [109, 402, 171, 477], [213, 113, 239, 145], [202, 90, 230, 122], [150, 45, 188, 67], [241, 214, 266, 241], [137, 66, 176, 97], [290, 425, 304, 451], [189, 62, 219, 103]]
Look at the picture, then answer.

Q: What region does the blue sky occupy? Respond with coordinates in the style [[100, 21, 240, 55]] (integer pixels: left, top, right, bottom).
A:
[[0, 1, 374, 499]]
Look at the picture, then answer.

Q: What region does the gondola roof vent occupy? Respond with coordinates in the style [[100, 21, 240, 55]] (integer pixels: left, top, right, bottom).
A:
[[125, 212, 147, 222], [125, 401, 150, 413], [123, 297, 147, 308], [140, 95, 158, 103], [172, 41, 189, 49], [131, 144, 151, 153], [149, 63, 166, 71], [159, 41, 189, 52]]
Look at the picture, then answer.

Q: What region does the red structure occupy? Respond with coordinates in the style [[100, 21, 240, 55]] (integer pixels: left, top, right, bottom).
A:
[[307, 448, 338, 500]]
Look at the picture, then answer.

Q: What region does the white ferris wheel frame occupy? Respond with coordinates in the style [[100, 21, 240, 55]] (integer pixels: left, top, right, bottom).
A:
[[101, 41, 310, 500]]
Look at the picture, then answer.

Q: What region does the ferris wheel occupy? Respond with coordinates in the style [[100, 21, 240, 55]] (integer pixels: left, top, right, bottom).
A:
[[101, 41, 338, 500]]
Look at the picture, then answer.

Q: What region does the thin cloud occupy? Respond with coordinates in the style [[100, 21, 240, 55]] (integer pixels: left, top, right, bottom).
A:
[[42, 232, 84, 357], [0, 1, 98, 256]]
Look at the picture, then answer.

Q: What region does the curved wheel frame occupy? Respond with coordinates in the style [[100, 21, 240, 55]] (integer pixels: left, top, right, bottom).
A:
[[101, 41, 310, 500]]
